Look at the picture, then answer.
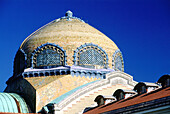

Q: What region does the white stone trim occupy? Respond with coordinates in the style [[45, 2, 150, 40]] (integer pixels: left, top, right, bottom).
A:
[[52, 71, 137, 111]]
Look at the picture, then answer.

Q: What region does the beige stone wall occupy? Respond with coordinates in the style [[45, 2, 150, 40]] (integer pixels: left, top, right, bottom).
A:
[[27, 75, 99, 112], [5, 75, 99, 112]]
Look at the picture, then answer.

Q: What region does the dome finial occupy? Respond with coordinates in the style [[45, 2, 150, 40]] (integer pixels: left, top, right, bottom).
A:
[[65, 10, 73, 17]]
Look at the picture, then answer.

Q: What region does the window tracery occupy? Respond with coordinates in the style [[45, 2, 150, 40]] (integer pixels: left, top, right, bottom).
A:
[[32, 43, 66, 68], [112, 49, 124, 71], [74, 43, 108, 69]]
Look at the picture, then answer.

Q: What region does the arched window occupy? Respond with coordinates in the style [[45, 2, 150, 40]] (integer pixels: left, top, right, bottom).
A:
[[32, 43, 66, 68], [113, 89, 125, 101], [112, 49, 124, 71], [74, 43, 108, 69], [158, 75, 170, 88]]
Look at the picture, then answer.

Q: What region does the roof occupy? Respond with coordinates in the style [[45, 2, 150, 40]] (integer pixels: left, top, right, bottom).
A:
[[19, 11, 119, 68], [0, 93, 29, 113], [84, 87, 170, 114]]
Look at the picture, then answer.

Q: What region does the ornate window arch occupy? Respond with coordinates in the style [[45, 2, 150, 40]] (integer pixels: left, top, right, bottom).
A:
[[112, 49, 124, 71], [73, 43, 108, 69], [31, 43, 67, 68]]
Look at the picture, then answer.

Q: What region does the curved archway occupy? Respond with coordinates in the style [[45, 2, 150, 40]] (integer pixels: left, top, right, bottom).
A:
[[31, 43, 67, 68], [112, 49, 124, 72], [73, 43, 108, 69]]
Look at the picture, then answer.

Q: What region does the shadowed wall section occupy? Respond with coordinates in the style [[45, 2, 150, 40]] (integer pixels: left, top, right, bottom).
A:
[[4, 78, 36, 112]]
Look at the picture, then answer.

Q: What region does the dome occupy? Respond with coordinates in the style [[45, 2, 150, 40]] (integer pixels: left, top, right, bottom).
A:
[[14, 11, 124, 76], [6, 11, 128, 113], [0, 92, 29, 113]]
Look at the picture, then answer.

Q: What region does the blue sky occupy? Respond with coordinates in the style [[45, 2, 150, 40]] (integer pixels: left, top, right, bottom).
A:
[[0, 0, 169, 91]]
